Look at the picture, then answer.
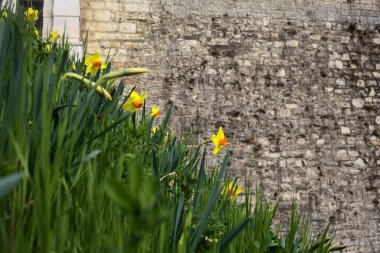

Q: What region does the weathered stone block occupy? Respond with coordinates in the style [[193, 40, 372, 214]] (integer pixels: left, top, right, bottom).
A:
[[335, 60, 343, 69], [352, 98, 365, 108], [376, 116, 380, 125], [336, 149, 347, 158], [373, 38, 380, 44], [124, 3, 139, 12], [341, 126, 351, 135], [336, 78, 345, 86], [93, 10, 112, 22], [119, 22, 137, 33], [370, 136, 380, 146], [286, 40, 299, 47]]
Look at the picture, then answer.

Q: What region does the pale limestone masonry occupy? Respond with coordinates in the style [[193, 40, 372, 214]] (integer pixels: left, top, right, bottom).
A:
[[43, 0, 82, 56], [80, 0, 380, 252]]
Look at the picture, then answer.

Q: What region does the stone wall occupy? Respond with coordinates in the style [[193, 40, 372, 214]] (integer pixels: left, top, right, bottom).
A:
[[80, 0, 380, 252]]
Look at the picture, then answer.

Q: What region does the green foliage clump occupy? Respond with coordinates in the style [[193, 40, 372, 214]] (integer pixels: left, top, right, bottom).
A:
[[0, 4, 346, 253]]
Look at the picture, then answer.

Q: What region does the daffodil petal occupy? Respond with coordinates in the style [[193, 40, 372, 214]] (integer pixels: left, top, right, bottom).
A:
[[90, 67, 98, 76], [217, 127, 225, 139], [122, 101, 136, 112], [235, 186, 243, 195], [85, 56, 91, 66], [129, 91, 138, 98], [211, 135, 219, 146], [213, 145, 221, 155]]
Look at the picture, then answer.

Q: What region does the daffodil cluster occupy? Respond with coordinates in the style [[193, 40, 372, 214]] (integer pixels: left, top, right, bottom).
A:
[[21, 7, 61, 55], [24, 7, 38, 22]]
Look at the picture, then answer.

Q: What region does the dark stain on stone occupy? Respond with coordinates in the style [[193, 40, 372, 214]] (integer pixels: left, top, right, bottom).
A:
[[320, 68, 328, 77], [317, 166, 323, 177], [227, 110, 243, 117], [208, 45, 237, 58], [242, 137, 256, 144], [183, 35, 199, 40]]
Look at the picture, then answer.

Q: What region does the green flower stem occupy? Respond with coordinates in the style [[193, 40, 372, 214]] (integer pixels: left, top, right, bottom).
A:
[[60, 72, 112, 101], [95, 68, 148, 86], [59, 68, 148, 101], [199, 140, 212, 146]]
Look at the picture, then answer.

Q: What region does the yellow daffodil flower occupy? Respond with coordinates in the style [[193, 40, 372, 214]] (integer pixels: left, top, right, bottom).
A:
[[151, 106, 160, 118], [222, 181, 243, 199], [45, 44, 51, 52], [34, 28, 39, 37], [2, 11, 7, 19], [72, 63, 77, 71], [122, 91, 147, 112], [211, 127, 228, 155], [152, 126, 157, 134], [24, 7, 38, 22], [49, 30, 60, 43], [84, 51, 107, 76]]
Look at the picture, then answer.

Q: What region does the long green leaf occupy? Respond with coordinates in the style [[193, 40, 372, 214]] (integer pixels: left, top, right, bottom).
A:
[[219, 218, 250, 251], [162, 104, 173, 130], [192, 149, 206, 212], [190, 152, 230, 252], [172, 193, 185, 253]]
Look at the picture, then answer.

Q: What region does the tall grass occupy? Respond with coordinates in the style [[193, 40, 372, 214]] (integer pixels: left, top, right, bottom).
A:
[[0, 4, 346, 253]]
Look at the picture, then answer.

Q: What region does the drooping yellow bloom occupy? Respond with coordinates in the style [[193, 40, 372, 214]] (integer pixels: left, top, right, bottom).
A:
[[211, 127, 228, 155], [151, 106, 160, 118], [151, 126, 157, 134], [122, 91, 147, 112], [49, 30, 60, 43], [222, 181, 243, 199], [2, 11, 7, 19], [34, 28, 39, 37], [84, 51, 107, 76], [24, 7, 38, 22], [45, 44, 51, 52]]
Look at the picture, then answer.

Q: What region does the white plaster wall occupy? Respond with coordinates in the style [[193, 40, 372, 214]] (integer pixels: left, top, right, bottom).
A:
[[43, 0, 82, 56]]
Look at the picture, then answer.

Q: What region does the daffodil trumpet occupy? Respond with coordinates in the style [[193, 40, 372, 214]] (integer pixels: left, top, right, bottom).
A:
[[60, 72, 112, 101]]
